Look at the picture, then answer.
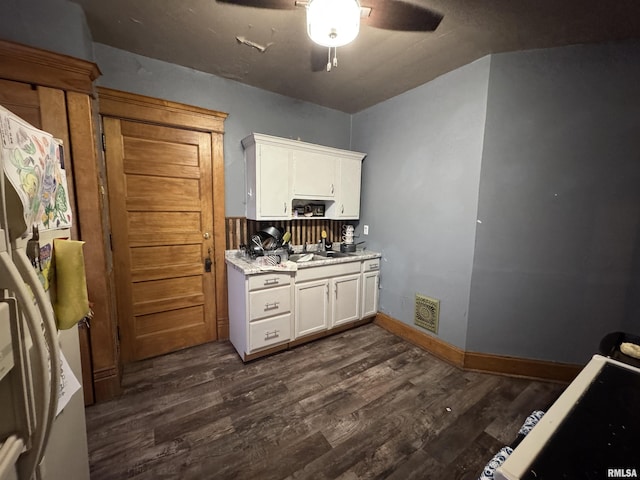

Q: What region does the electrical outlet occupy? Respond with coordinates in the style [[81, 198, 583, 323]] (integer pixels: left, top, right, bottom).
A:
[[363, 225, 369, 235]]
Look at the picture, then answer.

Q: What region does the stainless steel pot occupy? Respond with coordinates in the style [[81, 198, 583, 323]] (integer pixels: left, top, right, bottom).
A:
[[341, 241, 365, 253], [259, 226, 282, 242], [340, 243, 356, 253]]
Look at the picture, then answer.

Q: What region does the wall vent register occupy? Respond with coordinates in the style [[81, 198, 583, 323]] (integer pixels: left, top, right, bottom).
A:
[[415, 293, 440, 334]]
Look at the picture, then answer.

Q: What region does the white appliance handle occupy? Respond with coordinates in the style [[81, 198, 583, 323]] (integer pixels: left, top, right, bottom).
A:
[[0, 250, 55, 480], [12, 248, 61, 467], [0, 435, 26, 479]]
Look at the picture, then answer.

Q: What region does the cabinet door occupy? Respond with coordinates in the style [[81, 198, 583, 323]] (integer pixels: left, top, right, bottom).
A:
[[294, 279, 329, 338], [361, 271, 379, 318], [292, 150, 336, 198], [332, 273, 361, 328], [336, 158, 362, 219], [258, 144, 290, 218]]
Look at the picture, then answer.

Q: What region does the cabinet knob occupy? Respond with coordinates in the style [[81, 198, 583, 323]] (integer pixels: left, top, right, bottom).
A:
[[203, 232, 210, 239]]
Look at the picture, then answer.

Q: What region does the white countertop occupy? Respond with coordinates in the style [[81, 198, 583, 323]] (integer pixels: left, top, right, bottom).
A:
[[225, 248, 381, 275]]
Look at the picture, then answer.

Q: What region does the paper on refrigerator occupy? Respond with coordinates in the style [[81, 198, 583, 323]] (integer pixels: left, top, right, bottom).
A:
[[0, 105, 72, 238], [55, 350, 81, 417]]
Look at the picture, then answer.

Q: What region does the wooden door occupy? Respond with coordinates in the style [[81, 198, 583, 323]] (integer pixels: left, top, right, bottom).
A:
[[104, 117, 217, 362]]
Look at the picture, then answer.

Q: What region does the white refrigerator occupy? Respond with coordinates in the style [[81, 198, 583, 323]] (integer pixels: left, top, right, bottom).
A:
[[0, 105, 90, 480]]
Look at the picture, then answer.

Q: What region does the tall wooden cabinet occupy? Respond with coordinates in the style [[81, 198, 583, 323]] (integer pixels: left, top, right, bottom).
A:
[[0, 39, 118, 403]]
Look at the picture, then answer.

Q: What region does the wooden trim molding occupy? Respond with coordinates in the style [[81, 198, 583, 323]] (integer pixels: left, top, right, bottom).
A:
[[374, 312, 582, 383], [375, 312, 465, 367], [212, 131, 229, 341], [463, 351, 581, 383], [0, 39, 100, 95], [67, 91, 121, 400], [92, 366, 121, 401], [98, 88, 229, 348], [97, 87, 227, 134]]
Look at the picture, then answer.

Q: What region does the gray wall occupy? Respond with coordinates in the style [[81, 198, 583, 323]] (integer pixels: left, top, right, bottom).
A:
[[0, 0, 93, 61], [466, 42, 640, 364], [351, 57, 490, 350], [93, 44, 351, 217], [5, 0, 640, 364]]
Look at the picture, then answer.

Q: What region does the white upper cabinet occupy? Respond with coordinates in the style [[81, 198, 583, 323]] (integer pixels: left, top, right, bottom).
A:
[[292, 150, 336, 199], [335, 157, 362, 219], [243, 135, 291, 220], [242, 133, 365, 220]]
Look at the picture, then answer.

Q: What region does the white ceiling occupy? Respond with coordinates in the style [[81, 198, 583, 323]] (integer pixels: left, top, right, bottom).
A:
[[71, 0, 640, 113]]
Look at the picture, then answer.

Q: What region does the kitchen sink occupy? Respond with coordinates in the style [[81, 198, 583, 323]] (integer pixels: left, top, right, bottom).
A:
[[313, 251, 352, 258], [289, 251, 355, 263], [289, 253, 317, 263]]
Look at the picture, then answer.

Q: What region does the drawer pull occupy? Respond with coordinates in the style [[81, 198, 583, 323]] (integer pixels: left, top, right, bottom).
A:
[[264, 302, 280, 311], [265, 329, 280, 340], [264, 278, 280, 286], [369, 264, 379, 270]]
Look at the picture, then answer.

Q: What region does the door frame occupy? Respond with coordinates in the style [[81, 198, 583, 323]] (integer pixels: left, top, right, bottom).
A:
[[97, 87, 230, 346]]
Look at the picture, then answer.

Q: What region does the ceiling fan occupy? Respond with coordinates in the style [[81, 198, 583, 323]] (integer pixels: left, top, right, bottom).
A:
[[217, 0, 443, 71]]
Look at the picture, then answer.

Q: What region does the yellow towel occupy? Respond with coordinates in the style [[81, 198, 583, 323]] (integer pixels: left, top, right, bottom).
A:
[[53, 239, 90, 330]]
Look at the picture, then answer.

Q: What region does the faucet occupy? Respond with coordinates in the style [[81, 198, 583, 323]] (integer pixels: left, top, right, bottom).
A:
[[303, 242, 308, 253]]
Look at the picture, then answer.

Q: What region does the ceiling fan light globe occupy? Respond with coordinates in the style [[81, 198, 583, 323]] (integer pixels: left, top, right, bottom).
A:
[[306, 0, 361, 47]]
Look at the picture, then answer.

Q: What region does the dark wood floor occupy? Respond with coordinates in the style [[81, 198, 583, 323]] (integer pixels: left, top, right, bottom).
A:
[[85, 323, 565, 480]]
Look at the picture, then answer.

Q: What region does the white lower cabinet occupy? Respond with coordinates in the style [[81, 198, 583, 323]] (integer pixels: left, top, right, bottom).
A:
[[294, 271, 361, 337], [228, 267, 293, 360], [294, 261, 362, 340], [361, 271, 379, 318], [332, 273, 361, 328], [227, 255, 381, 361], [361, 258, 380, 319], [294, 279, 329, 338]]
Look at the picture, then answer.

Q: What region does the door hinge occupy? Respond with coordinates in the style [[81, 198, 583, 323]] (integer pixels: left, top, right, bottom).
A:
[[101, 132, 106, 152]]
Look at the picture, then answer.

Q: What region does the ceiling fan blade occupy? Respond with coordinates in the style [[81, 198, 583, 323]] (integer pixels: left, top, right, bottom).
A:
[[361, 0, 443, 32], [216, 0, 296, 9]]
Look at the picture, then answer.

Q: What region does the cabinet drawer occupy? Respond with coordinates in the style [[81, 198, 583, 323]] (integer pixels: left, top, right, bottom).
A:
[[248, 273, 291, 291], [249, 285, 291, 321], [363, 258, 380, 272], [295, 261, 361, 283], [249, 314, 291, 351]]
